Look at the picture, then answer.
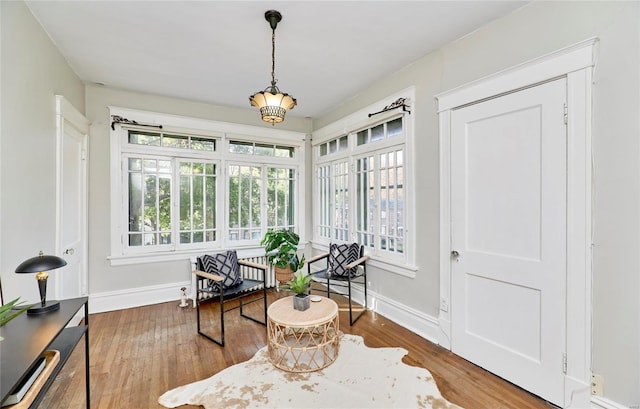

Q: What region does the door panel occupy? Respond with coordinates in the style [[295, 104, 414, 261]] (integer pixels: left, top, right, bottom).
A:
[[451, 79, 567, 406], [59, 118, 88, 300]]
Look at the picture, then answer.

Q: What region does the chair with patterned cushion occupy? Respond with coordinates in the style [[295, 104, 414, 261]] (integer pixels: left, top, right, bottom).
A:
[[307, 243, 368, 325], [193, 250, 268, 346]]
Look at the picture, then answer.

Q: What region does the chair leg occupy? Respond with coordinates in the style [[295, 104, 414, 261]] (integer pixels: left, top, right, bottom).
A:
[[239, 288, 268, 326], [196, 293, 225, 346], [325, 276, 331, 298], [219, 293, 225, 345], [347, 271, 367, 326]]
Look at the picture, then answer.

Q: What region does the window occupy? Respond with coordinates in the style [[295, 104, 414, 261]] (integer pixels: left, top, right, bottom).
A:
[[110, 111, 305, 264], [179, 161, 217, 244], [314, 110, 410, 265], [227, 164, 297, 242], [228, 164, 262, 241], [127, 156, 173, 247], [229, 140, 294, 158], [123, 126, 221, 252]]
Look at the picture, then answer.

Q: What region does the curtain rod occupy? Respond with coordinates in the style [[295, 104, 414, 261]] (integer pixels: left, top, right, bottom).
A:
[[111, 115, 163, 131], [368, 98, 411, 118]]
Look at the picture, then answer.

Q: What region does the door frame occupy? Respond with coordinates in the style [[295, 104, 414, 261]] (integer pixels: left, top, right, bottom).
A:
[[54, 95, 90, 300], [436, 38, 597, 408]]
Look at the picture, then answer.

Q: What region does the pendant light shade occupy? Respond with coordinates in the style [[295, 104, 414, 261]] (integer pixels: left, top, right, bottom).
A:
[[249, 10, 297, 124]]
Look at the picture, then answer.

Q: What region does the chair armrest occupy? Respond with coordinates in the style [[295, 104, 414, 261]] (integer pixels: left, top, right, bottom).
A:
[[307, 252, 329, 264], [193, 269, 224, 282], [238, 259, 268, 271], [346, 256, 369, 270]]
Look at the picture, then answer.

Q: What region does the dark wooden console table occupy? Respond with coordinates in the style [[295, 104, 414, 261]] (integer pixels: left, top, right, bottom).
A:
[[0, 297, 89, 408]]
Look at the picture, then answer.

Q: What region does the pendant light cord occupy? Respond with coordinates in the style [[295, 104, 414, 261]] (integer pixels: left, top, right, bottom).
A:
[[271, 28, 276, 87]]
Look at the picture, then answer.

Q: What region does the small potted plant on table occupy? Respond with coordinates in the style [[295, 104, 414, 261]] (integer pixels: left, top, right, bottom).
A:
[[279, 272, 314, 311], [260, 228, 305, 283]]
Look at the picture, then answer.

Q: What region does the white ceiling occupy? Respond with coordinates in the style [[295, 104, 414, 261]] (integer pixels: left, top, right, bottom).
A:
[[26, 1, 527, 119]]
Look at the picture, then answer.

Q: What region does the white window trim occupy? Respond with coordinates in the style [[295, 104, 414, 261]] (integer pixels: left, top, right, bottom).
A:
[[312, 88, 417, 276], [109, 107, 306, 266]]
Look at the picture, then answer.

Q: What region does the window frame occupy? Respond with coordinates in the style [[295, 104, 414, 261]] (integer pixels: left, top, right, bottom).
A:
[[311, 89, 416, 276], [109, 107, 306, 266]]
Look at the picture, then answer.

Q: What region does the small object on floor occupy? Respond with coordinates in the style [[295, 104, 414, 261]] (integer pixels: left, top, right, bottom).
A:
[[179, 287, 189, 308]]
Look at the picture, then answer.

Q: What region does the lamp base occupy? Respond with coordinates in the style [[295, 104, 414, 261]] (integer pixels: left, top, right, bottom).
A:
[[27, 300, 60, 315]]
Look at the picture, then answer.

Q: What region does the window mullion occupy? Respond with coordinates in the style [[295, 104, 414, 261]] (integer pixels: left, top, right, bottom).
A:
[[261, 164, 268, 237]]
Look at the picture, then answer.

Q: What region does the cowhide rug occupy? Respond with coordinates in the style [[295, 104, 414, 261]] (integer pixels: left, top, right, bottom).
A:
[[159, 334, 462, 409]]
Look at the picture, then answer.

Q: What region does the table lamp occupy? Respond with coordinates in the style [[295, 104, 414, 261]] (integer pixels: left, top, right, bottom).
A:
[[15, 251, 67, 314]]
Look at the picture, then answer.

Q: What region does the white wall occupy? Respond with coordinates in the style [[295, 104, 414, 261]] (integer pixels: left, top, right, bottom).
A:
[[0, 1, 85, 304], [313, 2, 640, 406]]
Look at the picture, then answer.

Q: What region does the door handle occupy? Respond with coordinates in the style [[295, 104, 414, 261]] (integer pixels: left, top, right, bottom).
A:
[[451, 250, 460, 258], [64, 248, 75, 255]]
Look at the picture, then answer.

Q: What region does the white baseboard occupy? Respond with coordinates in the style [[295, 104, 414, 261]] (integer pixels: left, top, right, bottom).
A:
[[592, 396, 631, 409], [312, 280, 440, 345], [369, 292, 440, 345], [93, 278, 436, 346], [89, 281, 191, 314]]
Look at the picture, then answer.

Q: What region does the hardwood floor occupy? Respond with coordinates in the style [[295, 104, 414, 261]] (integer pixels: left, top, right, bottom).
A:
[[39, 290, 552, 409]]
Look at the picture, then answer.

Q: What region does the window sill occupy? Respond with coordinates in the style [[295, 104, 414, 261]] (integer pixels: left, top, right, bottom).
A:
[[108, 246, 269, 266]]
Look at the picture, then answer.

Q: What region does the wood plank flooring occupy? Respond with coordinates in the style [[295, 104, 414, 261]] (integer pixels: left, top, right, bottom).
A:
[[39, 290, 553, 409]]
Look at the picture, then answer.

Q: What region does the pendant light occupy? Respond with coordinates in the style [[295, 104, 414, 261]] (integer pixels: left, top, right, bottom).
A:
[[249, 10, 297, 124]]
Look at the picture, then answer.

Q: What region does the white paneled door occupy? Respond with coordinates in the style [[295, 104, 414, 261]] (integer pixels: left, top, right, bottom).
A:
[[450, 79, 567, 406], [56, 97, 89, 305]]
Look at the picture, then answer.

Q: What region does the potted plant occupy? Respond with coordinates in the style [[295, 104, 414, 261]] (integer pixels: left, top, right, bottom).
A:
[[279, 272, 314, 311], [260, 228, 305, 283]]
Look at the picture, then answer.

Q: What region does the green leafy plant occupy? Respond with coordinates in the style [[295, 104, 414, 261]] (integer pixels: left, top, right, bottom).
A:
[[279, 272, 313, 296], [0, 298, 31, 341], [260, 228, 305, 272]]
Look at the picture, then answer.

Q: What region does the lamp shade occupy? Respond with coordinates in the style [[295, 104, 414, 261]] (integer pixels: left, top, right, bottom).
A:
[[249, 90, 297, 124], [15, 252, 67, 314], [15, 254, 67, 273]]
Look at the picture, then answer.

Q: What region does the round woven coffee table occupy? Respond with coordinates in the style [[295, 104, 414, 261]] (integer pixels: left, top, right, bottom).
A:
[[267, 296, 340, 373]]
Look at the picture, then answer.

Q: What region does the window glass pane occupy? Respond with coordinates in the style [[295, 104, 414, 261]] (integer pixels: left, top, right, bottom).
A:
[[320, 144, 327, 156], [387, 118, 402, 137], [144, 174, 158, 237], [128, 158, 141, 171], [129, 234, 142, 246], [206, 176, 216, 230], [129, 173, 142, 232], [191, 137, 216, 151], [143, 159, 156, 172], [163, 134, 189, 149], [339, 136, 348, 150], [328, 140, 337, 154], [357, 130, 368, 146], [276, 146, 294, 158], [129, 131, 160, 146], [255, 144, 273, 156], [192, 176, 204, 229], [158, 160, 172, 174], [158, 175, 171, 232], [179, 161, 216, 245], [127, 156, 172, 248], [229, 141, 254, 154], [229, 165, 262, 240], [180, 175, 191, 231], [371, 124, 384, 141]]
